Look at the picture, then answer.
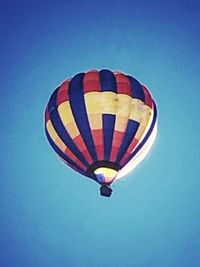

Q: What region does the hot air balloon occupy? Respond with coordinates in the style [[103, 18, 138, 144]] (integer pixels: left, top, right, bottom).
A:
[[44, 69, 157, 197]]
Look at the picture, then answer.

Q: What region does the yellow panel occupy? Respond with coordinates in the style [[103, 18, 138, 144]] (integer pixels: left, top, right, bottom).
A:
[[46, 120, 57, 141], [88, 113, 102, 129], [84, 92, 102, 114], [84, 92, 153, 135], [115, 94, 132, 117], [129, 99, 143, 122], [85, 92, 133, 116], [57, 101, 80, 139], [129, 99, 152, 124], [46, 120, 66, 152], [85, 91, 118, 115], [140, 105, 152, 127], [66, 122, 80, 139], [58, 101, 75, 125], [115, 115, 128, 132], [100, 92, 121, 115], [55, 137, 66, 151]]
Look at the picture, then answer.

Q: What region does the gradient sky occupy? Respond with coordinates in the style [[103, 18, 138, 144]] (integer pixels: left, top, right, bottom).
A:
[[1, 1, 200, 267]]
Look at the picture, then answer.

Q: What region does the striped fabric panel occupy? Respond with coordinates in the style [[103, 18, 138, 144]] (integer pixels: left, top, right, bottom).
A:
[[56, 82, 93, 164], [114, 71, 132, 96], [142, 85, 153, 108], [57, 80, 70, 104], [45, 69, 156, 179], [99, 69, 117, 160], [83, 70, 153, 166], [47, 83, 93, 170], [45, 127, 87, 174], [46, 119, 87, 171], [129, 98, 153, 145], [115, 119, 140, 163], [68, 73, 98, 162], [120, 101, 156, 167], [118, 105, 151, 166], [109, 72, 131, 161], [114, 74, 146, 164], [127, 75, 145, 101], [83, 70, 101, 93], [103, 114, 115, 160], [84, 70, 119, 160], [99, 69, 117, 92], [83, 71, 104, 160]]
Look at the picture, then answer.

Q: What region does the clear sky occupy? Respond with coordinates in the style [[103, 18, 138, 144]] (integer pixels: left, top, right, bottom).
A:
[[1, 1, 200, 266]]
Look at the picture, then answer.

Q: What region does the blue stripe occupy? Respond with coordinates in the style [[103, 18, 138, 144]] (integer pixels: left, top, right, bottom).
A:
[[47, 88, 90, 168], [103, 114, 116, 160], [116, 120, 140, 163], [122, 101, 157, 166], [69, 73, 98, 161], [128, 76, 145, 101], [48, 87, 59, 112], [45, 128, 86, 175], [100, 69, 117, 92], [100, 70, 117, 161]]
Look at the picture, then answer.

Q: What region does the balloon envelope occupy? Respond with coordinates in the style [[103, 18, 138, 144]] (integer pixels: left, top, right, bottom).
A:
[[45, 69, 157, 188]]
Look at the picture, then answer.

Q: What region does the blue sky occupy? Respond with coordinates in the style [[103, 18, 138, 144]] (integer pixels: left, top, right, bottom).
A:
[[1, 1, 200, 266]]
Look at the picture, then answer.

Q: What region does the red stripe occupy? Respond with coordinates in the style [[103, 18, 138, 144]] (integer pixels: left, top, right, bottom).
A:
[[73, 135, 93, 164], [114, 72, 132, 96], [119, 138, 138, 166], [119, 152, 132, 166], [127, 138, 139, 153], [64, 147, 87, 171], [57, 80, 70, 105], [83, 70, 101, 93], [112, 131, 125, 147], [91, 129, 104, 160], [142, 85, 153, 108], [95, 145, 104, 160], [110, 131, 125, 161], [110, 147, 120, 162]]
